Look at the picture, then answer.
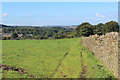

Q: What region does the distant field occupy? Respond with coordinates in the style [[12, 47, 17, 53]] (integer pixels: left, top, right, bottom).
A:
[[2, 38, 114, 78]]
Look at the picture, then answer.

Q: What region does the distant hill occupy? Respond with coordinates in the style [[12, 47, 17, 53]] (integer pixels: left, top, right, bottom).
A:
[[0, 24, 78, 28], [0, 24, 12, 28]]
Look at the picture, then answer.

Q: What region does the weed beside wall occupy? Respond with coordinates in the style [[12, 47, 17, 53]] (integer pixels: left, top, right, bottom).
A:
[[82, 32, 118, 77]]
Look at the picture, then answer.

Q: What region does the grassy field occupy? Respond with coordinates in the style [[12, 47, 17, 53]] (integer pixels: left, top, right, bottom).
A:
[[2, 38, 114, 78]]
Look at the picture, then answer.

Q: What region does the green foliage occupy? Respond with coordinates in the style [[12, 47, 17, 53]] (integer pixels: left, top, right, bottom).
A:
[[2, 36, 12, 40], [2, 37, 7, 40], [11, 33, 18, 39], [75, 21, 119, 37], [2, 26, 75, 40], [79, 25, 94, 37], [76, 22, 90, 36], [93, 23, 103, 35], [2, 21, 119, 40], [102, 21, 119, 34], [34, 36, 38, 39]]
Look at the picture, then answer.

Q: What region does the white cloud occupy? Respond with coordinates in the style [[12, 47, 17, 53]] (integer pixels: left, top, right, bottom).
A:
[[2, 13, 8, 17], [96, 13, 105, 18]]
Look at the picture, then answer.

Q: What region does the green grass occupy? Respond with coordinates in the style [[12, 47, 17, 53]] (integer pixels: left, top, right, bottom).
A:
[[2, 38, 114, 78]]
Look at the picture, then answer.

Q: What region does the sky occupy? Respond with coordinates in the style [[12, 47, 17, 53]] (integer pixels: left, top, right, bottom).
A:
[[1, 0, 120, 2], [2, 2, 118, 26]]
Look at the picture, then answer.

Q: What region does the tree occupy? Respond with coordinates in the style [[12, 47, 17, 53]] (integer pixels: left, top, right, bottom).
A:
[[79, 25, 94, 37], [11, 33, 18, 39], [7, 36, 11, 40], [102, 21, 119, 34], [76, 22, 90, 37], [2, 37, 7, 40], [93, 23, 103, 35], [34, 36, 38, 39]]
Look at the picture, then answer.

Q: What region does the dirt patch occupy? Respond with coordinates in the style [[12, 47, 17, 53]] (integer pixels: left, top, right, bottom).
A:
[[79, 51, 87, 78], [0, 64, 36, 78]]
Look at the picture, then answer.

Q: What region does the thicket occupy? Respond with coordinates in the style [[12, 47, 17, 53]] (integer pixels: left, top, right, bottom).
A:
[[2, 21, 119, 40]]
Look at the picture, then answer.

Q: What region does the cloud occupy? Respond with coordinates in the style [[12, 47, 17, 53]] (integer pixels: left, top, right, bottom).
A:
[[96, 13, 105, 18], [2, 13, 8, 17]]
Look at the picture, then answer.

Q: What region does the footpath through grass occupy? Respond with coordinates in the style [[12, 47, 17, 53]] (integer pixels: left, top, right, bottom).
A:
[[2, 38, 114, 78]]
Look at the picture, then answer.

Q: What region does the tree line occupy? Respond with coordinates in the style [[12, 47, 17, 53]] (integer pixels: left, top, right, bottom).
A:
[[76, 21, 119, 37], [2, 26, 75, 40], [2, 21, 119, 40]]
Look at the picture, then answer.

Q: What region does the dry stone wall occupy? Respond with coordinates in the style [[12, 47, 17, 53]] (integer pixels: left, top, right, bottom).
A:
[[82, 32, 118, 77]]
